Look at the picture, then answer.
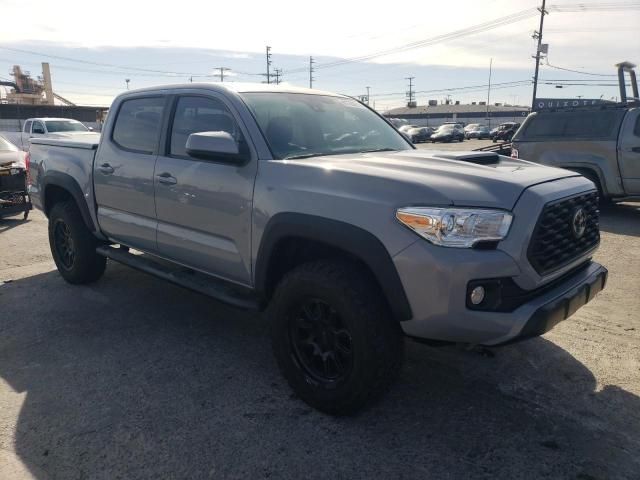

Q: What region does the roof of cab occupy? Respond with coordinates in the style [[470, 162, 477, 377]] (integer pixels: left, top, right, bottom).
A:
[[119, 82, 343, 98], [26, 117, 85, 122]]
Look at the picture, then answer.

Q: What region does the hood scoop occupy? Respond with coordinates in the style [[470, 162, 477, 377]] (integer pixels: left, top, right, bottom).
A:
[[435, 152, 501, 166]]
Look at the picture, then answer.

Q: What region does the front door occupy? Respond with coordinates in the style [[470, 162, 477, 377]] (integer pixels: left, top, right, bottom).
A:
[[93, 95, 167, 251], [154, 94, 257, 286], [618, 109, 640, 195]]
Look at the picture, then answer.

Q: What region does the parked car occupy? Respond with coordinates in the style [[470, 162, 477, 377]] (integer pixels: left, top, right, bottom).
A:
[[407, 126, 433, 143], [492, 122, 520, 142], [431, 124, 465, 142], [28, 83, 607, 415], [0, 135, 26, 168], [465, 125, 490, 139], [512, 105, 640, 201], [464, 123, 480, 133], [14, 117, 96, 151], [398, 124, 420, 133]]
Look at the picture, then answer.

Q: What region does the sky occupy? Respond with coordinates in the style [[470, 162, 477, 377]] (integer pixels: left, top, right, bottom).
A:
[[0, 0, 638, 111]]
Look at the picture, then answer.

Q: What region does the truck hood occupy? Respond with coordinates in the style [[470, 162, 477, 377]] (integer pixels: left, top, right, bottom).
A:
[[288, 150, 580, 209]]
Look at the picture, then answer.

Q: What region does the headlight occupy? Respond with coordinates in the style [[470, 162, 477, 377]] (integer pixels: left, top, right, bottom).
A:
[[396, 207, 513, 248]]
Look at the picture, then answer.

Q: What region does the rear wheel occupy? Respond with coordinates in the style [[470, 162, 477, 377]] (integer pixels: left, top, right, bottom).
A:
[[48, 201, 106, 284], [269, 260, 404, 415]]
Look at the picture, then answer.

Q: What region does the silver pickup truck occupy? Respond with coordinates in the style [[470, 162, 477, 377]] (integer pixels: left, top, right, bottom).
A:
[[512, 106, 640, 202], [28, 83, 607, 414]]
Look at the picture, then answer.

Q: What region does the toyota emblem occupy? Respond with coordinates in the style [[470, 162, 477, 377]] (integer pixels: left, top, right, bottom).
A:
[[572, 208, 587, 239]]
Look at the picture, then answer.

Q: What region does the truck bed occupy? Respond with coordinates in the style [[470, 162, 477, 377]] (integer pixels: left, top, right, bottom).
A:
[[30, 133, 100, 150]]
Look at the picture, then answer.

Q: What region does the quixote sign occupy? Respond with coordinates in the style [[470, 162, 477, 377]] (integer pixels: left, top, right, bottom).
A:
[[534, 98, 611, 110]]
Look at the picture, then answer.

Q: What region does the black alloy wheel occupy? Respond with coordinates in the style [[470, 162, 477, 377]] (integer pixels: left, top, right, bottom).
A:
[[288, 298, 354, 383], [53, 218, 75, 269]]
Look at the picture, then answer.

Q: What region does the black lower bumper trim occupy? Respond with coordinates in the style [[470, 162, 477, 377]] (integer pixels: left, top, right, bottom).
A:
[[497, 264, 607, 346]]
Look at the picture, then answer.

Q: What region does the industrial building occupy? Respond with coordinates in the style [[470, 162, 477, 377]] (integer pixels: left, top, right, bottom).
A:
[[383, 101, 530, 128], [0, 63, 108, 131]]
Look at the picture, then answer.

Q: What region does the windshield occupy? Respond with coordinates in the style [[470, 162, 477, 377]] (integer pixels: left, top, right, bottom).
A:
[[45, 120, 88, 133], [436, 125, 454, 132], [0, 136, 17, 151], [241, 93, 412, 159]]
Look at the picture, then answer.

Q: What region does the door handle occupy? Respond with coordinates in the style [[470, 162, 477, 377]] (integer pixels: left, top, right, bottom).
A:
[[157, 172, 177, 185], [632, 147, 640, 153], [98, 163, 114, 174]]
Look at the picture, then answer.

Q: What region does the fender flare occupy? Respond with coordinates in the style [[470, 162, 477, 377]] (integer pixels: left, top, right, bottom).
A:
[[42, 172, 97, 232], [255, 213, 412, 321], [559, 165, 607, 196]]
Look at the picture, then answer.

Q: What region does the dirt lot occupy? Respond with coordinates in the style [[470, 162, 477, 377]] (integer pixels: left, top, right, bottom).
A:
[[1, 198, 639, 479]]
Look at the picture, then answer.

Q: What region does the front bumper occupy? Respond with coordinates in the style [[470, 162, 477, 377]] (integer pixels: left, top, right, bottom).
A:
[[393, 238, 607, 346]]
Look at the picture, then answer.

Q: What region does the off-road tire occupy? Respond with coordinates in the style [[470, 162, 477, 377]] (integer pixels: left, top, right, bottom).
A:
[[48, 201, 106, 284], [269, 260, 404, 415]]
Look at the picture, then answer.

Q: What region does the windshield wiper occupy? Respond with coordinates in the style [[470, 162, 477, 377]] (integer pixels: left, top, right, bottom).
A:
[[359, 148, 398, 153], [284, 148, 398, 160], [283, 152, 326, 160]]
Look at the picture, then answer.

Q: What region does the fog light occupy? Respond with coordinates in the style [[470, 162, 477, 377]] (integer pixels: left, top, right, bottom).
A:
[[470, 286, 486, 305]]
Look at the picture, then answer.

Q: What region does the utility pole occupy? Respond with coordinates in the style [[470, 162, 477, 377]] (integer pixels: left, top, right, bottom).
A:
[[266, 46, 272, 84], [218, 67, 230, 82], [487, 58, 493, 127], [366, 86, 371, 105], [309, 56, 315, 88], [405, 77, 415, 106], [125, 78, 130, 90], [274, 68, 282, 85], [531, 0, 547, 110]]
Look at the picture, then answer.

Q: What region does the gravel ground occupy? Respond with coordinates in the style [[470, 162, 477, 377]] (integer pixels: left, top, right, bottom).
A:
[[1, 199, 639, 479]]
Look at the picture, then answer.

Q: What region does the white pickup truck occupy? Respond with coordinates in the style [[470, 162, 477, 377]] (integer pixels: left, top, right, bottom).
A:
[[7, 117, 96, 151]]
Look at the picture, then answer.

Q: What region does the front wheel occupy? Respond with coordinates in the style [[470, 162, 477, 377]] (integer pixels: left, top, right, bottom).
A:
[[269, 261, 404, 415], [48, 201, 106, 284]]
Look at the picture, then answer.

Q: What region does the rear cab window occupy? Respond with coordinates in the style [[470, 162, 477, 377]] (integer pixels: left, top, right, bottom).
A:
[[112, 97, 166, 154], [23, 120, 32, 133], [520, 110, 625, 141]]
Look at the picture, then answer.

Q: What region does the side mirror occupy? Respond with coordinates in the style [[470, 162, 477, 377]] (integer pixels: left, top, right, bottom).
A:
[[185, 131, 246, 164], [88, 127, 94, 132]]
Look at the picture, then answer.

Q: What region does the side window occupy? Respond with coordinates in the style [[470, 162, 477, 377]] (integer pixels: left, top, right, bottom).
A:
[[112, 97, 165, 154], [24, 120, 32, 133], [170, 96, 241, 157], [32, 121, 45, 134]]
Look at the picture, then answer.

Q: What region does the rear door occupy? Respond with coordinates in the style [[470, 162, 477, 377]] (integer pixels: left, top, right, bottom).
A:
[[153, 93, 257, 286], [93, 95, 167, 251], [618, 109, 640, 194]]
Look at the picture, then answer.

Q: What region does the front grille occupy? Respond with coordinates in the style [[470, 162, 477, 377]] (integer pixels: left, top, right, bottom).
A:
[[528, 191, 600, 275]]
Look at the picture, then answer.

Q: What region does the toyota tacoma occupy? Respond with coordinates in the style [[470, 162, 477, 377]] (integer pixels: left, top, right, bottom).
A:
[[27, 83, 607, 414]]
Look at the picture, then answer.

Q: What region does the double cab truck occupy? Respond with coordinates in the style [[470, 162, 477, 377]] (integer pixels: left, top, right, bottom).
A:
[[28, 83, 607, 414], [511, 104, 640, 202]]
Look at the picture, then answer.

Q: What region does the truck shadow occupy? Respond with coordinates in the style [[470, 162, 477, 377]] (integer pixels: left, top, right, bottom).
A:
[[599, 202, 640, 237], [0, 216, 30, 234], [1, 265, 638, 479]]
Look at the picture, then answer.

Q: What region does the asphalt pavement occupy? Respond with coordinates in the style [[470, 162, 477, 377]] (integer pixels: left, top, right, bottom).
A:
[[1, 181, 639, 479]]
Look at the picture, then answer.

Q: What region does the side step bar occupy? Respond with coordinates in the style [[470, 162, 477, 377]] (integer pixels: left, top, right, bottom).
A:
[[96, 245, 260, 311]]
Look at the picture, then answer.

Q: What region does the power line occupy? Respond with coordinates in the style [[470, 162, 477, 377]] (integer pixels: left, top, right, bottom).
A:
[[543, 59, 618, 77], [284, 8, 539, 74]]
